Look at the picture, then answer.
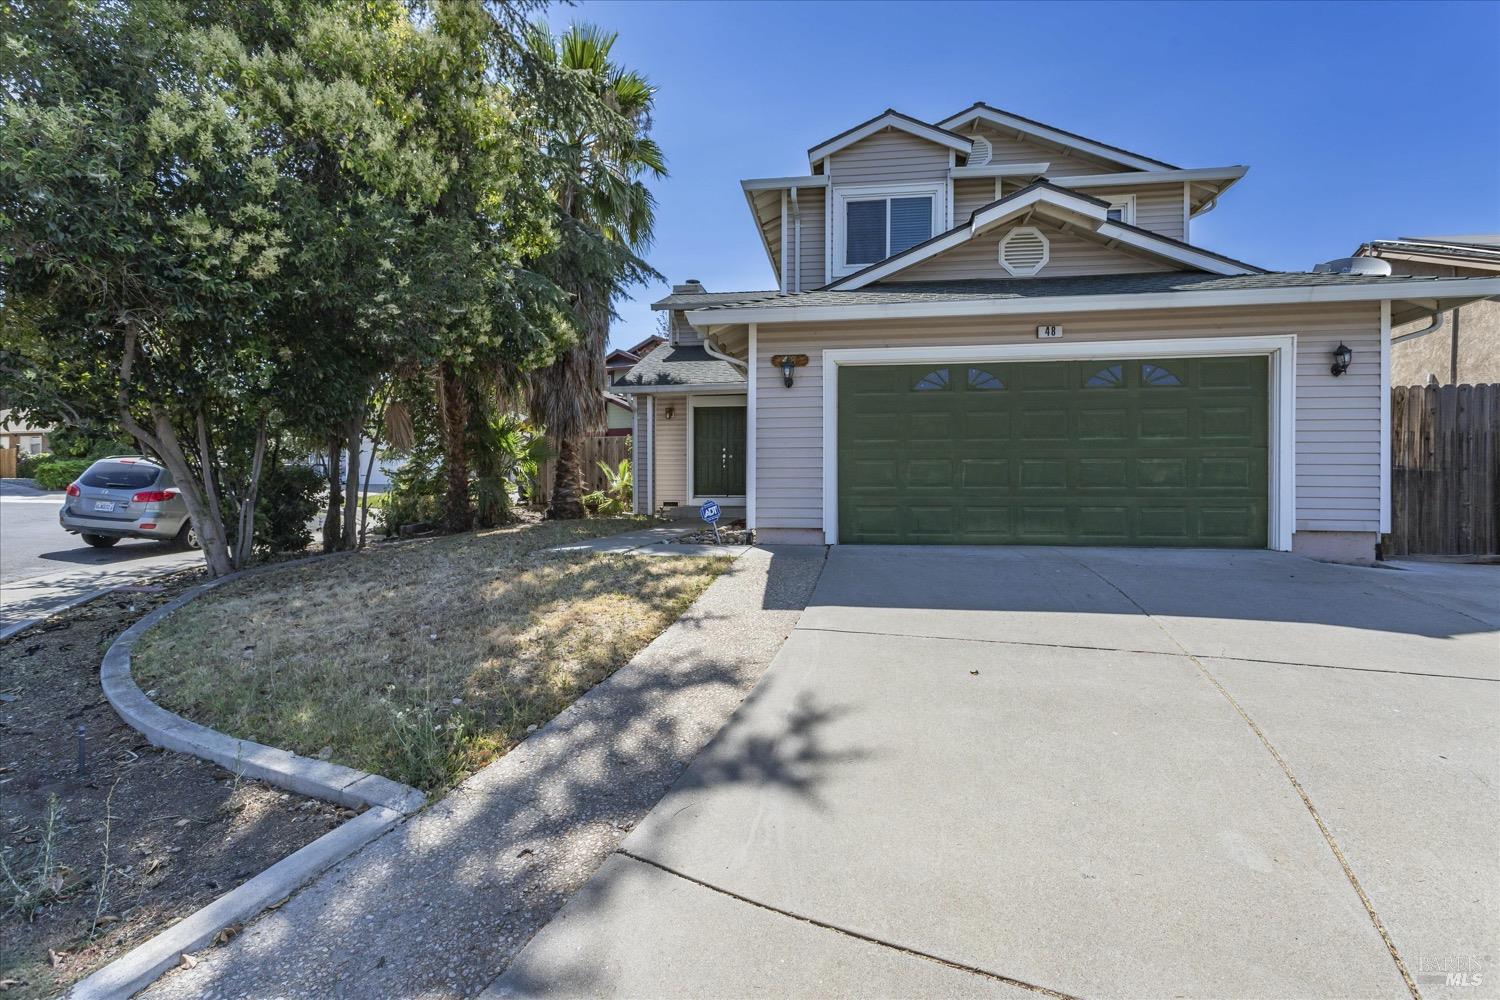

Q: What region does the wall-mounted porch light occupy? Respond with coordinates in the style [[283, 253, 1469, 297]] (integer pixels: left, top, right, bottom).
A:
[[1330, 343, 1353, 377], [771, 354, 809, 388]]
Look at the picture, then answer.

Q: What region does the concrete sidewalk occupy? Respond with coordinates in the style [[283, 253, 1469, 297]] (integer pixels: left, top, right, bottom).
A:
[[491, 547, 1498, 999], [142, 544, 827, 999]]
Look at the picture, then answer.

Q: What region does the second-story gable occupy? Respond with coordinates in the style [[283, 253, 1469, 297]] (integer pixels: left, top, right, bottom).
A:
[[743, 102, 1249, 293]]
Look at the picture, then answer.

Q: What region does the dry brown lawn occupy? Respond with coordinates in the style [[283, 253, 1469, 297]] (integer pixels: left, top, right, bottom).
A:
[[132, 519, 728, 791]]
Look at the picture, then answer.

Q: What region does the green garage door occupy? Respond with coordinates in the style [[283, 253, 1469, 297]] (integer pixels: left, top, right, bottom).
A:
[[838, 357, 1268, 547]]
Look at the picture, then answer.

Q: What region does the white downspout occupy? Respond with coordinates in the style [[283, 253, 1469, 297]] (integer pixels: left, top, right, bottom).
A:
[[1391, 302, 1451, 344], [701, 333, 749, 372]]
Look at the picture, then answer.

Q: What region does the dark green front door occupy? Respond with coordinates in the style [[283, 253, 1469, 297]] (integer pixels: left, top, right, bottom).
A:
[[838, 357, 1269, 546], [693, 404, 746, 497]]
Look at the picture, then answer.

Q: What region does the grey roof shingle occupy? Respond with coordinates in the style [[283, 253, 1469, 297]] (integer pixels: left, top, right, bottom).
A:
[[650, 289, 779, 310], [614, 343, 746, 389], [688, 271, 1490, 313]]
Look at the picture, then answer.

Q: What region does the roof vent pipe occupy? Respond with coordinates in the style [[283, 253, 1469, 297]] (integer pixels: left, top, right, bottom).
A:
[[1312, 256, 1392, 276]]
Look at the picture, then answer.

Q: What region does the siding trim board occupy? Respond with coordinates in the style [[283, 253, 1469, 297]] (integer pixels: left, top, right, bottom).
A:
[[819, 336, 1298, 549]]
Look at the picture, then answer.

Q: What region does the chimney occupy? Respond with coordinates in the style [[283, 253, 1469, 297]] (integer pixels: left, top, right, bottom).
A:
[[671, 279, 706, 295]]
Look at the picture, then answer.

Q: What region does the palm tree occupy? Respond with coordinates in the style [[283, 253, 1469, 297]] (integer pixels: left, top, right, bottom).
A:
[[526, 23, 664, 519]]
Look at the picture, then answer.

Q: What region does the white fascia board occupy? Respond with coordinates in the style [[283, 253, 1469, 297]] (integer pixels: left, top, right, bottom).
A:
[[740, 175, 830, 192], [827, 228, 973, 290], [972, 186, 1107, 232], [614, 382, 748, 396], [807, 113, 972, 165], [950, 162, 1051, 178], [1054, 166, 1249, 189], [685, 276, 1500, 326], [1095, 222, 1257, 275], [937, 106, 1167, 173]]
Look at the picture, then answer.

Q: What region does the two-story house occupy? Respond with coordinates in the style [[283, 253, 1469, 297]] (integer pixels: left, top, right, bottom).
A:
[[615, 104, 1500, 562]]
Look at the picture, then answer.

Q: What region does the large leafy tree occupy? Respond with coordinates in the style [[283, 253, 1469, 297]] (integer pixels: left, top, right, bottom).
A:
[[523, 23, 664, 520]]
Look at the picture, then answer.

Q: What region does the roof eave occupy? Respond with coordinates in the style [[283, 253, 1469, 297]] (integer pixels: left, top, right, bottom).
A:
[[807, 109, 973, 166], [685, 277, 1500, 326], [937, 103, 1177, 172], [614, 381, 748, 395]]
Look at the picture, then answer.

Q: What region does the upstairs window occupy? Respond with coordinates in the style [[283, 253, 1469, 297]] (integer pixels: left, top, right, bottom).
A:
[[834, 184, 942, 275], [845, 195, 934, 266], [1104, 194, 1136, 225]]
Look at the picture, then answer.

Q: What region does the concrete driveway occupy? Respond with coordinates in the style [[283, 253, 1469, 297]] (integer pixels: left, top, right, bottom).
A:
[[490, 546, 1499, 1000]]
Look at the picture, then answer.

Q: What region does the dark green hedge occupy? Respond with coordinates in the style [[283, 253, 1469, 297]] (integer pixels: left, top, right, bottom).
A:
[[32, 459, 91, 490]]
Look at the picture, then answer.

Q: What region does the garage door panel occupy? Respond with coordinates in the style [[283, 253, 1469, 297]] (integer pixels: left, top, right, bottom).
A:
[[838, 357, 1268, 547]]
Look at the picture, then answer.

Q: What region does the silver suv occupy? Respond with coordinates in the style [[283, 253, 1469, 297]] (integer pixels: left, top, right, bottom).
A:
[[59, 457, 197, 549]]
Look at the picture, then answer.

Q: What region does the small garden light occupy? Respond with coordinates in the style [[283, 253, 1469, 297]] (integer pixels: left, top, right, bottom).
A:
[[1330, 343, 1352, 377]]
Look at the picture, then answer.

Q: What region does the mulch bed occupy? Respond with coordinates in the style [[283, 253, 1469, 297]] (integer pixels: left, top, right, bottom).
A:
[[0, 575, 353, 999], [670, 521, 753, 546]]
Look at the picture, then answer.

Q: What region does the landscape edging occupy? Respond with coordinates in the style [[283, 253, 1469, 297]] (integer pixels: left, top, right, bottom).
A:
[[98, 553, 426, 813], [70, 553, 425, 999]]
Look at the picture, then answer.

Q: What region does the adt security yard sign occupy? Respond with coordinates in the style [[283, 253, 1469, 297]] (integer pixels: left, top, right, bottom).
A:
[[700, 500, 721, 543]]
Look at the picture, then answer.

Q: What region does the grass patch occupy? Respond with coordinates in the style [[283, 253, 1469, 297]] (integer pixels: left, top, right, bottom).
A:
[[132, 518, 728, 792]]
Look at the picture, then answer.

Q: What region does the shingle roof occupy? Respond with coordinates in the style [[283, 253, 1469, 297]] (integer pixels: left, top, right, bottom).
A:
[[1358, 238, 1500, 266], [688, 271, 1490, 313], [650, 289, 779, 310], [613, 343, 746, 389]]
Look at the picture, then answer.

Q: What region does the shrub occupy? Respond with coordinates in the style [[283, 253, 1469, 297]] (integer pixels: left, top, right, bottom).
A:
[[253, 464, 323, 554], [583, 458, 631, 516], [32, 459, 90, 490], [16, 451, 52, 479]]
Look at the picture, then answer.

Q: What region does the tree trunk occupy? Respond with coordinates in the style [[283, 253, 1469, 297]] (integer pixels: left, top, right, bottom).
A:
[[548, 436, 585, 520], [340, 418, 361, 551], [322, 436, 343, 553], [438, 361, 472, 533]]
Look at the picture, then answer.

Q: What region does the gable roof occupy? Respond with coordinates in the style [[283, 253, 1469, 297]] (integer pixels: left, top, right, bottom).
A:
[[937, 101, 1178, 173], [807, 109, 972, 165], [612, 342, 747, 392], [823, 180, 1263, 290]]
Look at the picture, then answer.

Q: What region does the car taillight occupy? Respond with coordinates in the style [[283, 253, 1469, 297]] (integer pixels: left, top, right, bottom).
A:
[[132, 490, 175, 503], [66, 483, 80, 497]]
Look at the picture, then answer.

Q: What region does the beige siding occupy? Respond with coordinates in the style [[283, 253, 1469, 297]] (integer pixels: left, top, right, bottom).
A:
[[632, 400, 650, 514], [968, 123, 1117, 178], [795, 187, 826, 292], [653, 394, 687, 508], [752, 303, 1383, 535], [1084, 184, 1186, 240], [953, 177, 999, 221], [756, 189, 783, 280], [897, 223, 1176, 282], [828, 129, 950, 186]]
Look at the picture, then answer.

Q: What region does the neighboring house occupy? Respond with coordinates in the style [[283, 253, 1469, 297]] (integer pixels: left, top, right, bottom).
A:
[[598, 335, 666, 436], [0, 409, 53, 455], [1354, 236, 1500, 386], [615, 103, 1500, 562]]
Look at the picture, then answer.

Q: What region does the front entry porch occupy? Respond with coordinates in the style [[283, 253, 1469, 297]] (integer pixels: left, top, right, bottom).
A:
[[636, 392, 747, 520]]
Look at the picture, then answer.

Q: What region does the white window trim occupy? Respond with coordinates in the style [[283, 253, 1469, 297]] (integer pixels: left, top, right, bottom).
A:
[[1104, 193, 1136, 225], [686, 394, 748, 505], [831, 181, 945, 278], [820, 336, 1298, 551]]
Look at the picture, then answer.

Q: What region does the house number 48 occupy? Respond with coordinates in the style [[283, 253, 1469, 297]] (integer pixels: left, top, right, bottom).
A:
[[1036, 325, 1063, 339]]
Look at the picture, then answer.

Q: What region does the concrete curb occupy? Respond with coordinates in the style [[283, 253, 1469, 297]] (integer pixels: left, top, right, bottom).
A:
[[68, 804, 406, 999], [71, 554, 425, 999], [99, 555, 426, 812]]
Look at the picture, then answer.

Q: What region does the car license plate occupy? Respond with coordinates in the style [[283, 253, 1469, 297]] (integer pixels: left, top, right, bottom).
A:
[[92, 500, 116, 512]]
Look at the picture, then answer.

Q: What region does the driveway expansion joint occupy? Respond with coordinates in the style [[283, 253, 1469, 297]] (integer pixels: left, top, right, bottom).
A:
[[615, 850, 1081, 1000], [1057, 550, 1424, 1000]]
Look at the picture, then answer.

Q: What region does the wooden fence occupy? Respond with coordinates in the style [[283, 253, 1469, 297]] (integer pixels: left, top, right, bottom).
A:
[[1388, 383, 1500, 556], [0, 446, 16, 479], [533, 434, 631, 506]]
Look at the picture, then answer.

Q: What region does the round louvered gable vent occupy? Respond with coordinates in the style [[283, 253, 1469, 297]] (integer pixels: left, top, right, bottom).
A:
[[968, 134, 992, 167], [999, 226, 1050, 276]]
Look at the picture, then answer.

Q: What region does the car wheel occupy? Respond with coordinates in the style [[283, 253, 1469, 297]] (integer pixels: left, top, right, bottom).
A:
[[175, 521, 200, 550], [82, 534, 119, 548]]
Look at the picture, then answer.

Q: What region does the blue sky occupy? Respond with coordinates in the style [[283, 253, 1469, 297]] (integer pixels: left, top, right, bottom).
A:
[[546, 1, 1500, 351]]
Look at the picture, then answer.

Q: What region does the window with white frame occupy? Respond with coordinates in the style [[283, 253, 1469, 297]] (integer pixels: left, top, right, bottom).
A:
[[833, 184, 943, 274], [1104, 194, 1136, 225]]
